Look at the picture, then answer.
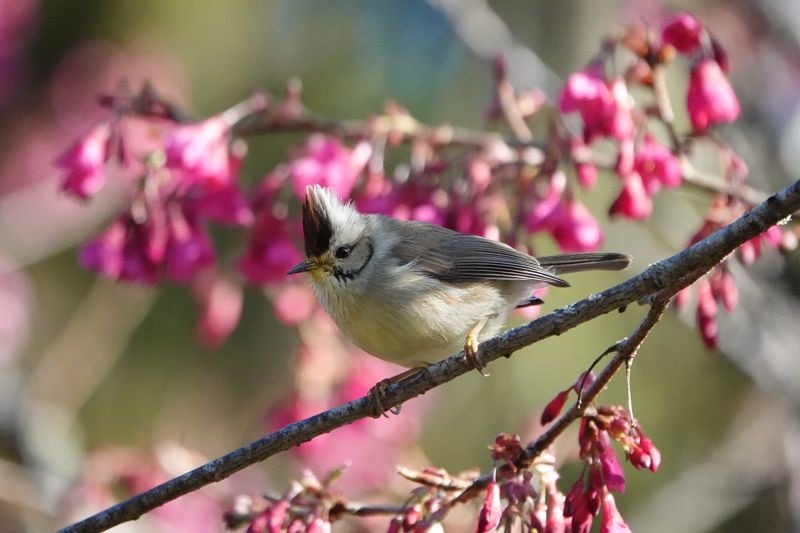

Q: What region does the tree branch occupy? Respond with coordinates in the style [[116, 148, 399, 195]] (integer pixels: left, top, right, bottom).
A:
[[60, 179, 800, 533]]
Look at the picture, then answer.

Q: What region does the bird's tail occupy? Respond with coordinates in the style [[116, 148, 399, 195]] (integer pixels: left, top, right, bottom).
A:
[[537, 252, 632, 274]]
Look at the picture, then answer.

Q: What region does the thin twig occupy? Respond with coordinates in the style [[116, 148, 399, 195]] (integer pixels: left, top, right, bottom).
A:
[[60, 180, 800, 533]]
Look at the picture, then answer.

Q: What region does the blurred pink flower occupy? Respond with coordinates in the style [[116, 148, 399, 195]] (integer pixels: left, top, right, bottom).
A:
[[661, 12, 703, 54], [696, 278, 718, 349], [164, 207, 215, 282], [559, 65, 614, 142], [525, 172, 566, 232], [289, 135, 371, 199], [271, 282, 316, 326], [190, 182, 253, 226], [193, 272, 243, 349], [634, 135, 682, 195], [576, 161, 597, 189], [239, 207, 303, 284], [55, 121, 112, 200], [266, 352, 425, 493], [607, 78, 635, 142], [548, 199, 603, 252], [687, 59, 740, 132], [79, 216, 159, 284], [609, 173, 652, 220], [165, 115, 239, 189], [709, 268, 738, 312]]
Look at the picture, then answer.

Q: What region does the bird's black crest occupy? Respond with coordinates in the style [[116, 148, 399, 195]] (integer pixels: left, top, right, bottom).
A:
[[302, 190, 333, 257]]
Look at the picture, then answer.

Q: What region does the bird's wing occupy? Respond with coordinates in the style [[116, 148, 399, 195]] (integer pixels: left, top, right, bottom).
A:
[[387, 219, 569, 287]]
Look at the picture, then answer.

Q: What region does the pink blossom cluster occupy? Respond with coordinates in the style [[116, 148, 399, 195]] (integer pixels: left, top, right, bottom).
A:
[[226, 469, 336, 533], [53, 13, 766, 352]]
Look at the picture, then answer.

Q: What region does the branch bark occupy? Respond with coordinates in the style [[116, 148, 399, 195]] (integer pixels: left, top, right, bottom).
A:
[[60, 179, 800, 533]]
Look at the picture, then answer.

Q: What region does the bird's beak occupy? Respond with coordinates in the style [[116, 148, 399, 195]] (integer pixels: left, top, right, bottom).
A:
[[287, 261, 315, 275]]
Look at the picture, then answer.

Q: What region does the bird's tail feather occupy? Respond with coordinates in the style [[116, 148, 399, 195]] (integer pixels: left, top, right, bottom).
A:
[[537, 252, 631, 274]]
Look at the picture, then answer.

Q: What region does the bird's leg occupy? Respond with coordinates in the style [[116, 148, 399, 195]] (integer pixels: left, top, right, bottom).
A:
[[464, 317, 490, 377], [367, 366, 426, 418]]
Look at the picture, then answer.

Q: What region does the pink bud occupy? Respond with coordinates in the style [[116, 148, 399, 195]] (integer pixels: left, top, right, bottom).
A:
[[541, 389, 570, 425], [599, 491, 632, 533], [598, 434, 626, 493], [696, 279, 719, 349], [661, 12, 703, 54], [710, 270, 738, 312], [609, 173, 652, 220], [687, 59, 740, 132], [476, 480, 502, 533], [56, 121, 112, 200]]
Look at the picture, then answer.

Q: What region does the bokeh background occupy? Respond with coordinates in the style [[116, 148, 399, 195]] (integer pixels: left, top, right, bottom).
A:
[[2, 0, 800, 531]]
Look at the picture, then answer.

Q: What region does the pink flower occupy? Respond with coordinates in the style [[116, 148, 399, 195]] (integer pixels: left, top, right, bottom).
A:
[[191, 182, 253, 226], [600, 492, 632, 533], [79, 216, 160, 285], [289, 135, 371, 199], [661, 12, 703, 54], [165, 115, 239, 188], [56, 121, 112, 199], [475, 479, 502, 532], [634, 136, 682, 194], [525, 172, 565, 232], [238, 194, 304, 285], [559, 66, 614, 142], [193, 272, 242, 349], [609, 173, 652, 220], [549, 199, 603, 252], [687, 59, 740, 132], [165, 208, 215, 282], [598, 433, 626, 493]]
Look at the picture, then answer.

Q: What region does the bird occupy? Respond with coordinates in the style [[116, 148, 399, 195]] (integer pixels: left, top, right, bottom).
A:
[[288, 185, 630, 412]]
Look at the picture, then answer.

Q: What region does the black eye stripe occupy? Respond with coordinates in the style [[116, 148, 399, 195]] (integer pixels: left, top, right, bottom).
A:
[[330, 241, 374, 284]]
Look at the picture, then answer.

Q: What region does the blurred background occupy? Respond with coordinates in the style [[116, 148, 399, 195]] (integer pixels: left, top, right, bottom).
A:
[[1, 0, 800, 531]]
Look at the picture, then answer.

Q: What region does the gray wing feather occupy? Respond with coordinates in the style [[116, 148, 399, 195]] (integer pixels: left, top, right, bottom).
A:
[[385, 219, 569, 287]]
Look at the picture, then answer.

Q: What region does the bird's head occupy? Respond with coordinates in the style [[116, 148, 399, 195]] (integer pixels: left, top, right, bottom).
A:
[[287, 185, 374, 284]]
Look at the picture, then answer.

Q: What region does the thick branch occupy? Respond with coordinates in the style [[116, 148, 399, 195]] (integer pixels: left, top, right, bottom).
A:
[[61, 180, 800, 533]]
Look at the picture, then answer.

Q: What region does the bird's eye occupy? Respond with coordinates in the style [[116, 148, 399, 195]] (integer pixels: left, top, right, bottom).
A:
[[334, 245, 352, 259]]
